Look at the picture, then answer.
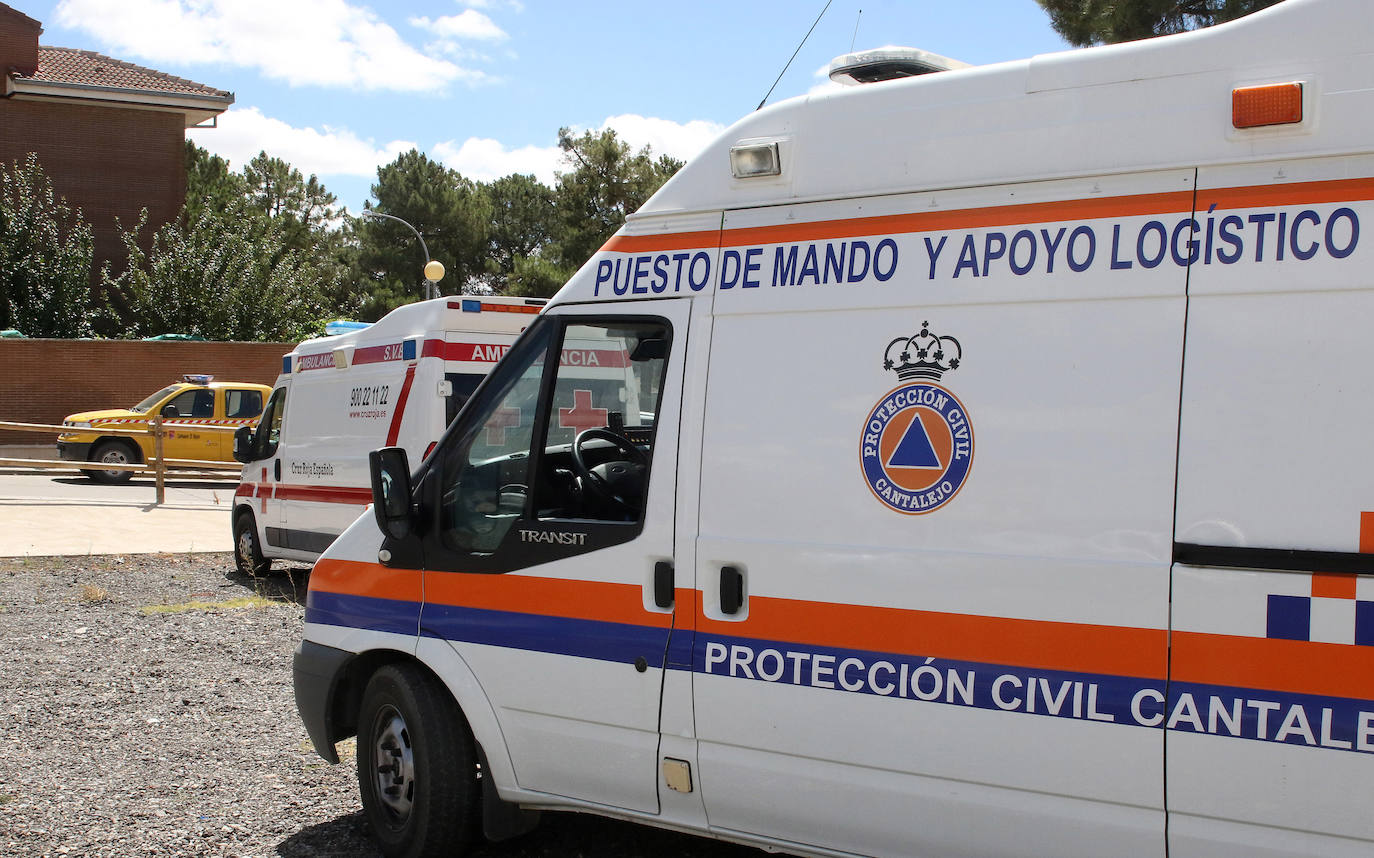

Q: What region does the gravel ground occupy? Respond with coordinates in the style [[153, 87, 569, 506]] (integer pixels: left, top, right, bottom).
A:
[[0, 553, 774, 858]]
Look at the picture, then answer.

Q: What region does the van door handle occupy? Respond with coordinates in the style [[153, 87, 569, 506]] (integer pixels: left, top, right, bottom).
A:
[[653, 561, 675, 608], [720, 566, 744, 615], [274, 459, 281, 481]]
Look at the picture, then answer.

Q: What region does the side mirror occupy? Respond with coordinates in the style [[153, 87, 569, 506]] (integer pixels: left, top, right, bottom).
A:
[[232, 425, 255, 463], [160, 404, 179, 418], [369, 447, 414, 540]]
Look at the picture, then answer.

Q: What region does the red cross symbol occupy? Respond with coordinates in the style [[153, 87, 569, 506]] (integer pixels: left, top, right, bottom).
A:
[[559, 389, 608, 435], [485, 406, 522, 445]]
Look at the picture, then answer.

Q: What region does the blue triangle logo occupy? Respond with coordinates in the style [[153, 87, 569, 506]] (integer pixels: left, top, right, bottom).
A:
[[887, 415, 941, 468]]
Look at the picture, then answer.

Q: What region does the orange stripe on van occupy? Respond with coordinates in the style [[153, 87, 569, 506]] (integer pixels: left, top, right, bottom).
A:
[[423, 572, 672, 630], [1200, 176, 1374, 211], [603, 230, 723, 253], [313, 562, 671, 628], [312, 562, 1374, 700], [696, 592, 1167, 680], [604, 190, 1194, 254], [311, 559, 423, 603], [721, 191, 1195, 249], [1172, 629, 1374, 701], [600, 176, 1374, 256], [1360, 511, 1374, 554]]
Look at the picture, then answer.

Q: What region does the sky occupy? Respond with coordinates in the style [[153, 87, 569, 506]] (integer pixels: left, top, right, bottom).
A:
[[20, 0, 1073, 213]]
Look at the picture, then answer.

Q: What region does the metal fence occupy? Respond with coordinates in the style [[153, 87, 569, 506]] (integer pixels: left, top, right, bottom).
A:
[[0, 418, 240, 505]]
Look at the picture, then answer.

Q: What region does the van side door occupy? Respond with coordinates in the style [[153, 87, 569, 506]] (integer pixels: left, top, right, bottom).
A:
[[692, 173, 1190, 856], [1169, 155, 1374, 856], [412, 298, 691, 814]]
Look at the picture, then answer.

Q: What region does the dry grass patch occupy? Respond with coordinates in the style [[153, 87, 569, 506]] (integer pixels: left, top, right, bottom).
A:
[[140, 595, 277, 615], [80, 584, 110, 604]]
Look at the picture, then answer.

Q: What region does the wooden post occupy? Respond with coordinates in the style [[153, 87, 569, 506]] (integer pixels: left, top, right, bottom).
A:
[[153, 415, 165, 505]]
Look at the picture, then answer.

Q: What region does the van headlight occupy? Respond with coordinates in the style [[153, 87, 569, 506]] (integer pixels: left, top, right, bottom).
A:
[[65, 421, 92, 429]]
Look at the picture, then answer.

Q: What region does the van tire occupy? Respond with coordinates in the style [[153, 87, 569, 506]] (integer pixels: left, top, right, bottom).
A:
[[87, 440, 138, 484], [233, 512, 271, 577], [358, 663, 480, 858]]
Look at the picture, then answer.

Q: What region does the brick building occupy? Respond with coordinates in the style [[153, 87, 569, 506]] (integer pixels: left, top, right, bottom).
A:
[[0, 2, 233, 273]]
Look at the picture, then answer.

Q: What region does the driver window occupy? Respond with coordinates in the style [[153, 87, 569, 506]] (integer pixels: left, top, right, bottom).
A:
[[438, 317, 670, 561], [440, 321, 555, 554], [539, 322, 667, 523], [256, 388, 287, 459]]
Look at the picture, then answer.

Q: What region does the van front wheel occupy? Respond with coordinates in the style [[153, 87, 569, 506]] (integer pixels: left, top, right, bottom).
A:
[[358, 663, 480, 858]]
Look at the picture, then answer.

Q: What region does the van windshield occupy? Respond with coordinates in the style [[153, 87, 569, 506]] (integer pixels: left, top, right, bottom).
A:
[[131, 385, 183, 413]]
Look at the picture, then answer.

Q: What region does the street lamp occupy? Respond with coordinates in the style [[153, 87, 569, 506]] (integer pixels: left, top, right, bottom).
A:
[[360, 209, 446, 300]]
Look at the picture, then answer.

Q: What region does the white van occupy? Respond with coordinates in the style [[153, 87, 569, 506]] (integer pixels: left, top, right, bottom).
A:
[[292, 2, 1374, 856], [230, 296, 543, 574]]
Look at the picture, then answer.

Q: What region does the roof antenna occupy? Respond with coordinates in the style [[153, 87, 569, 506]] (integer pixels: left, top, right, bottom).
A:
[[850, 8, 862, 51], [756, 0, 834, 111]]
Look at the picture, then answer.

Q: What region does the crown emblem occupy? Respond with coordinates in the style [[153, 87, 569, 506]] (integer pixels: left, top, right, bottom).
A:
[[883, 321, 963, 380]]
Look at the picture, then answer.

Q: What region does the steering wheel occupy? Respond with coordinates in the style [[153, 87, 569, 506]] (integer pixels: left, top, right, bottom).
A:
[[571, 427, 648, 512]]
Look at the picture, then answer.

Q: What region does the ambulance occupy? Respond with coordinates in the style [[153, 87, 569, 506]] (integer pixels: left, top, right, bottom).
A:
[[230, 296, 545, 576], [292, 2, 1374, 855], [57, 375, 271, 483]]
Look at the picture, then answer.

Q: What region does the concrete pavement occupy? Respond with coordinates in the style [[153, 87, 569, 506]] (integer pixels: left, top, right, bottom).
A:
[[0, 446, 237, 557]]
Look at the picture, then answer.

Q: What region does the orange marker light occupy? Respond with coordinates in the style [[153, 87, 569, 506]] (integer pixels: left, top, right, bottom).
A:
[[1232, 82, 1303, 129]]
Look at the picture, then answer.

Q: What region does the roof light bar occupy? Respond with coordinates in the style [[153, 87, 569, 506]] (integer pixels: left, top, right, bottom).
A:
[[828, 47, 969, 85], [450, 299, 544, 315], [730, 142, 781, 179], [1232, 82, 1303, 129]]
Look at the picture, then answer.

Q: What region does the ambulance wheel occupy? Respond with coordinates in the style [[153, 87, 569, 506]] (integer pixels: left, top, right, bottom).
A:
[[358, 663, 480, 858], [87, 440, 137, 484], [233, 513, 271, 577]]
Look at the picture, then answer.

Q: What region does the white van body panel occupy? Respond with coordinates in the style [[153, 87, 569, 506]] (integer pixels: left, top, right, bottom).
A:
[[296, 2, 1374, 855]]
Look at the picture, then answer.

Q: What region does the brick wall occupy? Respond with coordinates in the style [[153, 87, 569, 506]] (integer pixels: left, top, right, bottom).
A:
[[0, 98, 186, 275], [0, 6, 40, 76], [0, 339, 291, 444]]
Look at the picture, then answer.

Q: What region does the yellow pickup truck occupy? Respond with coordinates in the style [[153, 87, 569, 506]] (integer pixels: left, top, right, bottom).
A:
[[57, 375, 272, 483]]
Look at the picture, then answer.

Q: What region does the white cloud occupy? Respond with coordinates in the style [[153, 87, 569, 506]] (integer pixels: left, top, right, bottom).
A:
[[461, 0, 524, 12], [599, 114, 725, 164], [54, 0, 477, 92], [411, 9, 507, 42], [807, 60, 847, 97], [432, 137, 563, 184], [188, 107, 414, 184], [431, 115, 725, 185]]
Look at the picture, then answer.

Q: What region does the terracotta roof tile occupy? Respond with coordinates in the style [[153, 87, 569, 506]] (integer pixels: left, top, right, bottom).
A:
[[18, 46, 231, 100]]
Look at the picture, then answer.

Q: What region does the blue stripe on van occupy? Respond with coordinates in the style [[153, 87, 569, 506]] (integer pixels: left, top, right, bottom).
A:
[[419, 601, 669, 665], [305, 591, 418, 637]]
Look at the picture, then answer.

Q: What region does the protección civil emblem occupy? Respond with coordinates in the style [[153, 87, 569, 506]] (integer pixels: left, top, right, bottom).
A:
[[860, 322, 974, 514]]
